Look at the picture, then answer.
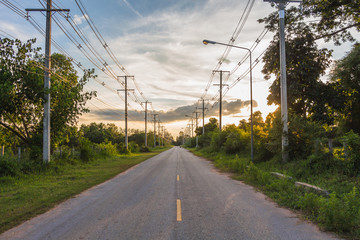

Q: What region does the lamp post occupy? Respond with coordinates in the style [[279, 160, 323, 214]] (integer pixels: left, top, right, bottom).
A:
[[203, 39, 254, 162]]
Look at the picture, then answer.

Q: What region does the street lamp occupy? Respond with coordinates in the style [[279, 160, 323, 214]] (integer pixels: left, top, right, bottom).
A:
[[203, 39, 254, 162]]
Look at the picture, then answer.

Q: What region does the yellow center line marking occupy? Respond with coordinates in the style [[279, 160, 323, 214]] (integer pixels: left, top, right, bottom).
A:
[[177, 199, 182, 221], [177, 175, 179, 181]]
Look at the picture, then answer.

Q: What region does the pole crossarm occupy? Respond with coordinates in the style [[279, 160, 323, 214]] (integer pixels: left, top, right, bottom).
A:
[[25, 8, 70, 12], [263, 0, 301, 2]]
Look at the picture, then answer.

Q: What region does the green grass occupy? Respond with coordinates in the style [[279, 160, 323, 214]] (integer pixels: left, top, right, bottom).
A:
[[0, 147, 170, 234]]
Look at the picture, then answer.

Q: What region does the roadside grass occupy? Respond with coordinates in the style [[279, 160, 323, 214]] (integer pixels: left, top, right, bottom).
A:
[[0, 147, 170, 234], [189, 147, 360, 240]]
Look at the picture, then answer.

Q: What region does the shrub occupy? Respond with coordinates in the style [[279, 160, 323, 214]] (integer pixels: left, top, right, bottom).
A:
[[0, 157, 20, 177], [99, 142, 117, 156], [129, 141, 139, 153], [224, 129, 248, 154], [244, 162, 271, 186], [341, 131, 360, 174], [140, 145, 150, 152], [80, 138, 94, 162], [319, 188, 360, 233], [228, 154, 249, 174], [299, 193, 325, 217]]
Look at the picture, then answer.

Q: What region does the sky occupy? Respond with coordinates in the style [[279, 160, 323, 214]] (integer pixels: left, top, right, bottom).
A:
[[0, 0, 358, 137]]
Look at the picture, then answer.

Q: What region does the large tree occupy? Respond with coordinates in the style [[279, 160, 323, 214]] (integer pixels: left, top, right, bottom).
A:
[[260, 7, 333, 122], [0, 38, 96, 148], [301, 0, 360, 45], [330, 44, 360, 133]]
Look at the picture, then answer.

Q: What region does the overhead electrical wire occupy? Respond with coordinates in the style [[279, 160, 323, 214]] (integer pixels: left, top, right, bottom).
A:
[[1, 0, 156, 127]]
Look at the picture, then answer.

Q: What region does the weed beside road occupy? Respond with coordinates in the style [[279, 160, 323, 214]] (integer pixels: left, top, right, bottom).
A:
[[190, 148, 360, 240]]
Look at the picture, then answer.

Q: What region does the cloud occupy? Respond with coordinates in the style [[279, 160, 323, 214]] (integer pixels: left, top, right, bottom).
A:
[[122, 0, 143, 18], [73, 14, 89, 25], [88, 98, 257, 123]]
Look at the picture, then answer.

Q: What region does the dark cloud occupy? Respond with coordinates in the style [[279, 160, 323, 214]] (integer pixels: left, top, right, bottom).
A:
[[89, 99, 257, 123]]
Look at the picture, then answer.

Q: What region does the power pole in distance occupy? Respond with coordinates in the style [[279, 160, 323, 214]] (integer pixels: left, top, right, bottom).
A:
[[213, 70, 229, 132], [158, 120, 161, 147], [197, 99, 208, 136], [118, 76, 134, 151], [193, 111, 200, 147], [152, 114, 159, 147], [142, 101, 151, 147], [264, 0, 302, 162], [26, 1, 69, 163]]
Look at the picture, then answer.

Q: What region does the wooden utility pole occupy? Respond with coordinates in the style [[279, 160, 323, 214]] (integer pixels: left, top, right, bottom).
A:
[[26, 1, 69, 163], [152, 114, 159, 147], [197, 99, 208, 136], [142, 101, 151, 147], [118, 76, 134, 151]]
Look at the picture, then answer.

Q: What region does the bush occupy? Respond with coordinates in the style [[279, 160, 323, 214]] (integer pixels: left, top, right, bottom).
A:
[[129, 141, 139, 153], [0, 157, 20, 177], [228, 154, 249, 174], [223, 129, 248, 154], [299, 193, 325, 217], [99, 142, 117, 156], [244, 162, 271, 186], [319, 188, 360, 233], [140, 145, 150, 152], [341, 131, 360, 174], [80, 138, 94, 162]]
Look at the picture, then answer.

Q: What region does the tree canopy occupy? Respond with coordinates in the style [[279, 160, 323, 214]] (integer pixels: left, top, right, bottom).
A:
[[0, 38, 96, 148], [260, 8, 333, 122]]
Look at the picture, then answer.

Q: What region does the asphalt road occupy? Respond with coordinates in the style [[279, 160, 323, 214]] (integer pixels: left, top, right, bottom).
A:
[[1, 147, 340, 240]]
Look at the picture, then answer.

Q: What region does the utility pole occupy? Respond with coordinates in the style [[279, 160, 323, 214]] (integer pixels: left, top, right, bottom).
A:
[[152, 114, 158, 147], [142, 101, 151, 147], [213, 70, 229, 131], [185, 115, 194, 138], [264, 0, 302, 162], [194, 111, 200, 147], [162, 126, 165, 146], [26, 1, 69, 163], [158, 120, 161, 147], [197, 99, 208, 136], [118, 76, 134, 151]]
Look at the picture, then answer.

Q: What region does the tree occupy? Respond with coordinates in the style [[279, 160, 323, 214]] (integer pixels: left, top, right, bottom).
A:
[[195, 118, 218, 136], [0, 38, 96, 149], [301, 0, 360, 45], [260, 8, 333, 122], [80, 123, 123, 144], [330, 44, 360, 133]]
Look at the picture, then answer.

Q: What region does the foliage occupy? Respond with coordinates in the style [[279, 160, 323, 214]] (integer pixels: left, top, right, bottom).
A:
[[341, 131, 360, 174], [301, 0, 360, 45], [319, 188, 360, 233], [330, 44, 360, 134], [260, 8, 333, 123], [79, 138, 94, 163], [0, 38, 95, 150], [223, 125, 249, 154], [0, 157, 20, 177], [80, 122, 123, 144]]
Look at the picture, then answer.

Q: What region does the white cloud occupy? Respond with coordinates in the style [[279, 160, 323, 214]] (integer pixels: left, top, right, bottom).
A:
[[73, 14, 88, 25]]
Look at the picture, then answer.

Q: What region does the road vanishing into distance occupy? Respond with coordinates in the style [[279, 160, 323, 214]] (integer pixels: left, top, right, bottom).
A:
[[1, 147, 340, 240]]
